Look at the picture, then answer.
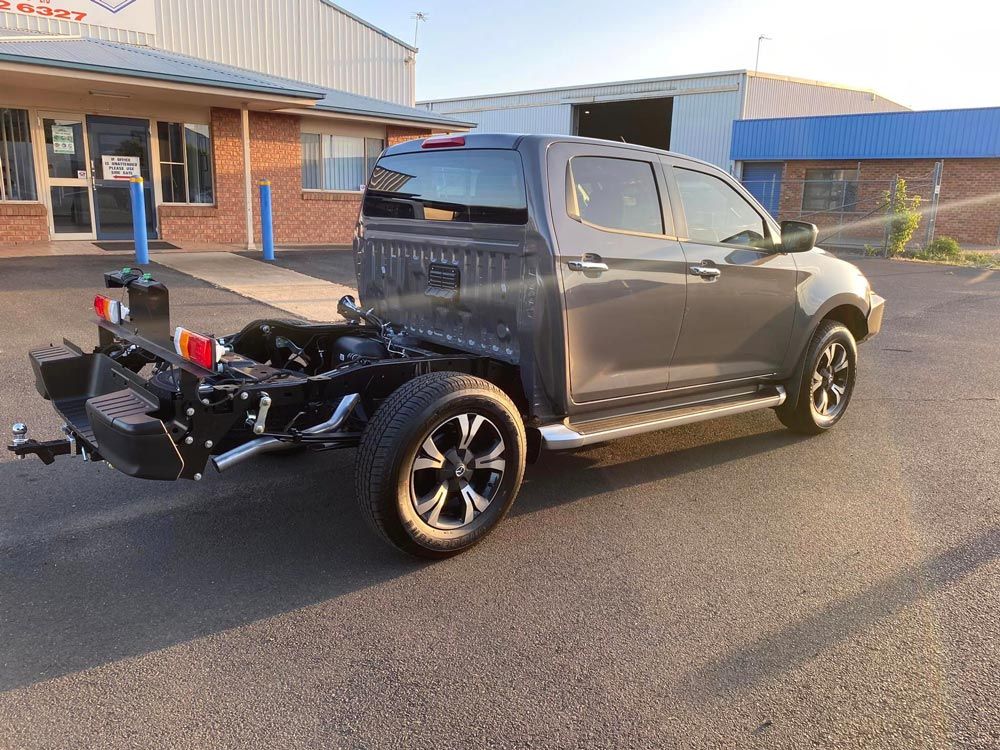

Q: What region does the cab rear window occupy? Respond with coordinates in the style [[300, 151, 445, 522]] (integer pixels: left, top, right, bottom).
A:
[[363, 149, 528, 225]]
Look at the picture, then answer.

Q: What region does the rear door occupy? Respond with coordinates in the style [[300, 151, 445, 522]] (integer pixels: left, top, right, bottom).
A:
[[548, 142, 687, 405], [665, 161, 797, 388]]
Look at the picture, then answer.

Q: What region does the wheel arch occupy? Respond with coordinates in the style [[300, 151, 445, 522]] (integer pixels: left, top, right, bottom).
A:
[[785, 298, 867, 406]]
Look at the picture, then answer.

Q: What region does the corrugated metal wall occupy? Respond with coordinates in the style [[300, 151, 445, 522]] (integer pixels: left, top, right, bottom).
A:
[[0, 0, 414, 105], [670, 89, 743, 167], [744, 75, 909, 119], [421, 72, 744, 167]]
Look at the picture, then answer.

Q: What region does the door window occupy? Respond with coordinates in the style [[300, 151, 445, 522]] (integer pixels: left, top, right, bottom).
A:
[[674, 167, 771, 249], [567, 156, 664, 235]]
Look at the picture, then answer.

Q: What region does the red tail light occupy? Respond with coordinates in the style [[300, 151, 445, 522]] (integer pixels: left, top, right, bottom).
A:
[[93, 294, 128, 324], [174, 327, 224, 371], [422, 135, 465, 149]]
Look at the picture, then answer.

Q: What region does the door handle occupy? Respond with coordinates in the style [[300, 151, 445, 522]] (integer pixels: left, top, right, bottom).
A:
[[690, 265, 721, 279], [568, 255, 609, 272]]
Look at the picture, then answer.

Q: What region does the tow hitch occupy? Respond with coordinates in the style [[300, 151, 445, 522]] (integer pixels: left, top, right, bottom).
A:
[[7, 423, 77, 465]]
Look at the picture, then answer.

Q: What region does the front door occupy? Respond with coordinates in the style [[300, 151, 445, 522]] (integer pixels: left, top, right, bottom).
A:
[[548, 142, 688, 407], [41, 115, 95, 239], [665, 161, 798, 389], [86, 115, 157, 240]]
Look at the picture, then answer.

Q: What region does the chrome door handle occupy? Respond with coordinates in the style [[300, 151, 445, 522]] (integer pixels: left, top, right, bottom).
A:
[[690, 265, 721, 279], [568, 259, 609, 272]]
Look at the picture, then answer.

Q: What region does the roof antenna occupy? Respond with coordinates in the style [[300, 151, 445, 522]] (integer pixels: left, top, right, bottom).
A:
[[411, 11, 429, 49]]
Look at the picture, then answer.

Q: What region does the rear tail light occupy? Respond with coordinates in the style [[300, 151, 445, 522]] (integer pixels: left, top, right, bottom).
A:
[[174, 327, 225, 371], [93, 294, 128, 325], [422, 135, 465, 149]]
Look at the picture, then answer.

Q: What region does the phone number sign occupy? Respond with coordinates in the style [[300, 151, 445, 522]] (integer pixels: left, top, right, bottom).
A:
[[0, 0, 155, 34]]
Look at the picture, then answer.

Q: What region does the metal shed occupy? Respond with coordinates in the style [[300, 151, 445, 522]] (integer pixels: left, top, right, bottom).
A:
[[420, 70, 908, 171]]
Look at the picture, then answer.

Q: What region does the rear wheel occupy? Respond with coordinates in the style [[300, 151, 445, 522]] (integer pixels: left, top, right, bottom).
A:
[[777, 320, 857, 435], [356, 372, 526, 558]]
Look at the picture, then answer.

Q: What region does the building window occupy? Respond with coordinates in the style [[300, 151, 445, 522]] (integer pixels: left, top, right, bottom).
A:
[[802, 168, 858, 212], [0, 108, 37, 201], [157, 122, 214, 204], [301, 133, 385, 191]]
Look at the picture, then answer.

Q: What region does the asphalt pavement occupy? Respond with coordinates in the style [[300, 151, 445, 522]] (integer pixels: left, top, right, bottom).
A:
[[0, 252, 997, 749]]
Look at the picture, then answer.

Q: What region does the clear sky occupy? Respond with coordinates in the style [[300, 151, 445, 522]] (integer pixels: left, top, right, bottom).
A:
[[337, 0, 996, 111]]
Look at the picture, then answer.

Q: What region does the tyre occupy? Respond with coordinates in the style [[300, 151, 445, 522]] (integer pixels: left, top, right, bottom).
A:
[[356, 372, 526, 558], [777, 320, 858, 435]]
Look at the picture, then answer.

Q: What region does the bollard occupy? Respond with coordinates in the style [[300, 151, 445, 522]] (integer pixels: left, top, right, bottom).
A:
[[129, 176, 149, 266], [259, 179, 275, 261]]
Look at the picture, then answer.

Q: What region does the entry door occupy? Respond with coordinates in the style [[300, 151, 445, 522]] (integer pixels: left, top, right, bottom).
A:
[[548, 142, 688, 407], [740, 162, 783, 217], [665, 161, 798, 389], [41, 115, 95, 239], [86, 115, 157, 240]]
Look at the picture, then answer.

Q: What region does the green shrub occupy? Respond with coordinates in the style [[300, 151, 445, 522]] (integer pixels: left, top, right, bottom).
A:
[[961, 251, 998, 267], [883, 178, 921, 257], [924, 236, 963, 260]]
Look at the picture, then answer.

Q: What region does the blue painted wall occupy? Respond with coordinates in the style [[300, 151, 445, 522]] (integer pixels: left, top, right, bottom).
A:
[[732, 107, 1000, 162]]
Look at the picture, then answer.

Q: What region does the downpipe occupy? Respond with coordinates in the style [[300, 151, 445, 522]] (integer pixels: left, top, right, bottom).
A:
[[212, 394, 360, 473]]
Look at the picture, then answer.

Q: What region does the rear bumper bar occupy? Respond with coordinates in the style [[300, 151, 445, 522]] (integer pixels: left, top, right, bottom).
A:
[[28, 342, 186, 480]]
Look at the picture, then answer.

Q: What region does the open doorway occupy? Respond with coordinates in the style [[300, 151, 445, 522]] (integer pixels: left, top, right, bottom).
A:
[[574, 97, 672, 150]]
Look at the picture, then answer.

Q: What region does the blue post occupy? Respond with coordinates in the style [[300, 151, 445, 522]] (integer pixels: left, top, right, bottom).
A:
[[259, 179, 275, 261], [129, 176, 149, 266]]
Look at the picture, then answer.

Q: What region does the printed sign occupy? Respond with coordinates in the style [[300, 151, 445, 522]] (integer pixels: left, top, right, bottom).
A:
[[76, 170, 88, 180], [101, 155, 140, 181], [0, 0, 156, 35], [50, 124, 75, 154]]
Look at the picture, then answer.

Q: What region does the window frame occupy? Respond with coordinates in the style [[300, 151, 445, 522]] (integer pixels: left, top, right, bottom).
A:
[[669, 164, 776, 251], [156, 121, 215, 206], [564, 154, 673, 239], [801, 168, 859, 213], [301, 133, 385, 194], [0, 106, 39, 203]]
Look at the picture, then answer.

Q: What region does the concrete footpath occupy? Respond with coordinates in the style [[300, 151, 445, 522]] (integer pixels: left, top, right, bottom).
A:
[[154, 251, 356, 322]]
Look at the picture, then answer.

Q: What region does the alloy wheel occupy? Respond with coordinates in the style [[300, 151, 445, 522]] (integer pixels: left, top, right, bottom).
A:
[[409, 413, 507, 530], [811, 342, 851, 418]]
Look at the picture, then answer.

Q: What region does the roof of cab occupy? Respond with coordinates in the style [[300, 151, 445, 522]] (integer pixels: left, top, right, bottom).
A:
[[383, 132, 719, 169]]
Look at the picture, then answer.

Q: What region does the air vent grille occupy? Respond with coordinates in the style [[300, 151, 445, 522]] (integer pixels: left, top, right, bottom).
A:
[[426, 262, 460, 301]]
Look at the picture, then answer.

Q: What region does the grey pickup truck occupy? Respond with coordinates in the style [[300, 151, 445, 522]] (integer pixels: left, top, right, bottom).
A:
[[10, 134, 884, 558]]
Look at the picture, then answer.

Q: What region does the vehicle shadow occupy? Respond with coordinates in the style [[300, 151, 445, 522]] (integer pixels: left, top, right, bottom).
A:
[[0, 416, 796, 693], [689, 523, 1000, 695]]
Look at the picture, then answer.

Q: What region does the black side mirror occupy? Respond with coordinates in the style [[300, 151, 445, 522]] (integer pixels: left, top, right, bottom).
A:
[[780, 221, 818, 253]]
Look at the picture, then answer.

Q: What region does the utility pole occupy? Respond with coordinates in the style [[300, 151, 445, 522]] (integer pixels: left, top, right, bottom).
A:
[[755, 34, 772, 73], [411, 11, 428, 49]]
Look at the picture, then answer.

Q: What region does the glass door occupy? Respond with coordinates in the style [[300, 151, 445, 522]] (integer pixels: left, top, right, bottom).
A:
[[41, 115, 95, 239], [86, 115, 157, 240]]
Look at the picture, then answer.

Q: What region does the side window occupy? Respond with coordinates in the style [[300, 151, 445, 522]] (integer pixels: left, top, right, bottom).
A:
[[567, 156, 664, 235], [674, 167, 770, 249]]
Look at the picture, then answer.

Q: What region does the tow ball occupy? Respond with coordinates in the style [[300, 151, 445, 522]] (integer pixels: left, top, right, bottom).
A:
[[7, 422, 76, 465]]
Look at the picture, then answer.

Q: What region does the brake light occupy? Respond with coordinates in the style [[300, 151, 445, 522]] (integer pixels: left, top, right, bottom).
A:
[[93, 294, 128, 325], [422, 135, 465, 149], [174, 327, 224, 371]]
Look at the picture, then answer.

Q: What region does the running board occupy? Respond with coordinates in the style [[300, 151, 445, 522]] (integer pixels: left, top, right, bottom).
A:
[[539, 386, 786, 450]]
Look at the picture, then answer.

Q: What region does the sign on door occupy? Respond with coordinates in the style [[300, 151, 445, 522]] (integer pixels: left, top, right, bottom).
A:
[[101, 155, 141, 181]]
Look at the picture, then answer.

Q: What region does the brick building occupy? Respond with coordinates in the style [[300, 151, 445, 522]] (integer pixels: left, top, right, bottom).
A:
[[0, 1, 470, 247], [732, 108, 1000, 250]]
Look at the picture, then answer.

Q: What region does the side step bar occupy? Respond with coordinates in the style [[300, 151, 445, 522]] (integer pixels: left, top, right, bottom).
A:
[[539, 386, 786, 450]]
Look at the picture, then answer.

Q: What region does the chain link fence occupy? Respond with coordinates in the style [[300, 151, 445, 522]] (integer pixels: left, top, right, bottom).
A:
[[746, 163, 944, 256]]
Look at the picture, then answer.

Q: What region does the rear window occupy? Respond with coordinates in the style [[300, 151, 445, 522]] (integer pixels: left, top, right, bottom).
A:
[[363, 149, 528, 225]]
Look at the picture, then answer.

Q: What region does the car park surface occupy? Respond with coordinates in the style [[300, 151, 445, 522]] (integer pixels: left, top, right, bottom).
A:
[[0, 253, 997, 748]]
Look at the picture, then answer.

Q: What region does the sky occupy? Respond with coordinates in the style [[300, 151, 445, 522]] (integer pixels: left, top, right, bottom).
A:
[[337, 0, 997, 111]]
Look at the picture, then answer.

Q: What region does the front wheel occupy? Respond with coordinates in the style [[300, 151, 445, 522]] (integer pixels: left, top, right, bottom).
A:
[[777, 320, 858, 435], [356, 372, 526, 558]]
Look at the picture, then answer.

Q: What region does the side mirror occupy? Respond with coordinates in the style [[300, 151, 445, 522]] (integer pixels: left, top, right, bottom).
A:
[[780, 221, 818, 253]]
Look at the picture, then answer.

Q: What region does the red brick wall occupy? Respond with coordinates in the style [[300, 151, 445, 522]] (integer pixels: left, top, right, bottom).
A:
[[0, 202, 48, 243], [159, 111, 432, 246], [774, 158, 1000, 249]]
